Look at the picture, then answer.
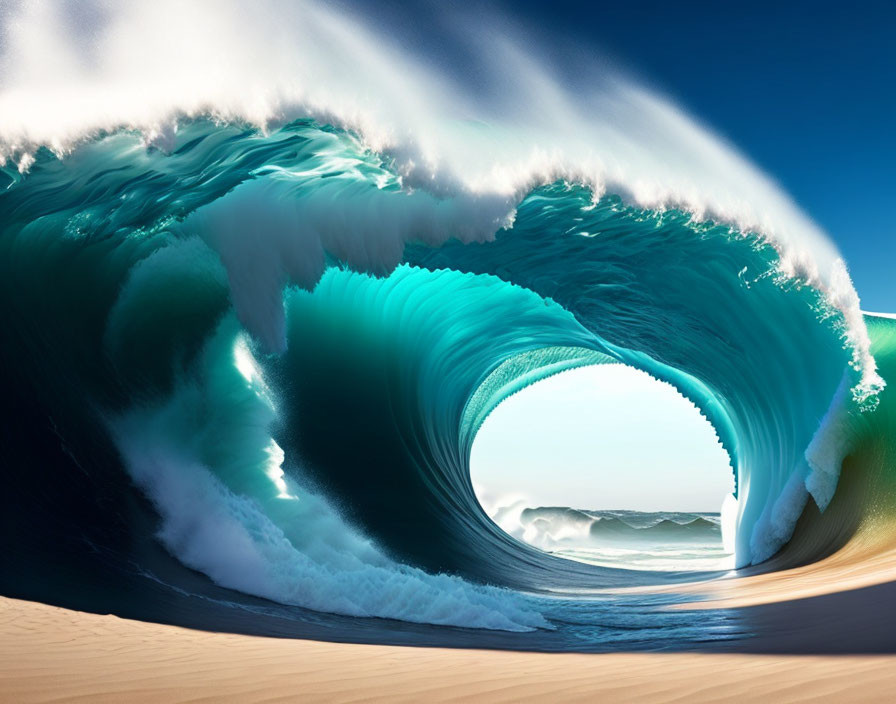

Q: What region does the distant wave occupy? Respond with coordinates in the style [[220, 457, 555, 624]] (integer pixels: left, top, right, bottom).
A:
[[508, 507, 722, 547], [588, 516, 719, 542]]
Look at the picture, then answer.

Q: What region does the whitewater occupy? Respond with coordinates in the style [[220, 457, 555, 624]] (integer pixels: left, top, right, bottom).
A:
[[1, 0, 894, 651]]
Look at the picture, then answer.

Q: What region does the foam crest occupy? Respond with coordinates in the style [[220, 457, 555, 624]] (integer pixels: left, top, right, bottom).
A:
[[0, 0, 882, 393]]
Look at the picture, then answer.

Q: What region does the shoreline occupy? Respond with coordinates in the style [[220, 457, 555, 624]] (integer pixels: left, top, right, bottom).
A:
[[3, 596, 896, 703]]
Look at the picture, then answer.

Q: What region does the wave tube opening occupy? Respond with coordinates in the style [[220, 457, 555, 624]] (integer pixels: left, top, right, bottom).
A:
[[471, 364, 736, 572]]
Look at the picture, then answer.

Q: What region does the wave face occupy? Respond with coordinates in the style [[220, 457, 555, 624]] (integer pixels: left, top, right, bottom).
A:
[[1, 1, 893, 651]]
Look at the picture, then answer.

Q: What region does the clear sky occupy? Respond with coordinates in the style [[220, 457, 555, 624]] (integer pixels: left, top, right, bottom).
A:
[[471, 365, 734, 512]]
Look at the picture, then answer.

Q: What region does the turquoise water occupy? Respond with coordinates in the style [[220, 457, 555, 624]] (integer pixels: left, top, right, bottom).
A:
[[0, 117, 890, 650]]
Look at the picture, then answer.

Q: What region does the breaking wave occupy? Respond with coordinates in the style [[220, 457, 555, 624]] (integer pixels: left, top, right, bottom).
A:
[[1, 0, 893, 650]]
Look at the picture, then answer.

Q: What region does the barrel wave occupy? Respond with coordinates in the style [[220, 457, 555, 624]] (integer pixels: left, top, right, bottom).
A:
[[1, 0, 894, 652]]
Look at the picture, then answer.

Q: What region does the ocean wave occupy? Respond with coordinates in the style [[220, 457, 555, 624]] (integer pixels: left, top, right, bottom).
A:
[[0, 0, 893, 646]]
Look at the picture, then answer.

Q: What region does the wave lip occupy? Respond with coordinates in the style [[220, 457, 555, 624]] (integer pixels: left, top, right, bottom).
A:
[[0, 1, 882, 399]]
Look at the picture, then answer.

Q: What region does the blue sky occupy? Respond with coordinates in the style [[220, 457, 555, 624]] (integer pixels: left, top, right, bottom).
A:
[[502, 0, 895, 312]]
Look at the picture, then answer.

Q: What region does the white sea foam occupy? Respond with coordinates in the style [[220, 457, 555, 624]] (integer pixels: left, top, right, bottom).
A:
[[805, 371, 856, 511], [749, 470, 810, 565], [108, 320, 547, 631]]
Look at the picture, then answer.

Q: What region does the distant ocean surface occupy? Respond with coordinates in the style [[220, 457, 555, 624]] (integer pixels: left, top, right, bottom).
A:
[[487, 505, 735, 572]]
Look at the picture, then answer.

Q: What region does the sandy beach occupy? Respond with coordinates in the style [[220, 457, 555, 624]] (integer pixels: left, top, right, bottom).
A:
[[2, 596, 896, 703]]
